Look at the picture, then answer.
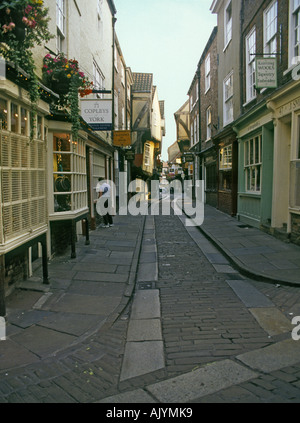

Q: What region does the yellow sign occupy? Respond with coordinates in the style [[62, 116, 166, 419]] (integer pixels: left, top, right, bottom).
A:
[[113, 130, 131, 147]]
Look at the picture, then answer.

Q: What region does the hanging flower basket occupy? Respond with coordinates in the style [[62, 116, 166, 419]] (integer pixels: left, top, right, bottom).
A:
[[0, 1, 52, 50], [0, 0, 53, 140], [42, 53, 93, 139]]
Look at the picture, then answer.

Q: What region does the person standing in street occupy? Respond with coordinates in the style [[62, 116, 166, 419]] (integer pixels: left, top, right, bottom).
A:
[[96, 177, 114, 228]]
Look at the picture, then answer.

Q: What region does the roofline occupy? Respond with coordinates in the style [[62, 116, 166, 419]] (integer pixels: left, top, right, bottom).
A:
[[108, 0, 117, 16], [210, 0, 223, 13]]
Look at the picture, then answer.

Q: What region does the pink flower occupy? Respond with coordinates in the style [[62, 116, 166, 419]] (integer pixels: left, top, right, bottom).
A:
[[29, 20, 37, 28], [25, 5, 33, 14]]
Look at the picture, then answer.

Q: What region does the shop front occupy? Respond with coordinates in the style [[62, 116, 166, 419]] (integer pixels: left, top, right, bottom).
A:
[[47, 121, 90, 258], [0, 77, 50, 315], [235, 103, 274, 231], [270, 81, 300, 245]]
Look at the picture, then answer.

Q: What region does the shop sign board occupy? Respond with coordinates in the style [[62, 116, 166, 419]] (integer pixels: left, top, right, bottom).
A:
[[80, 99, 113, 131], [255, 58, 277, 89], [113, 130, 132, 147]]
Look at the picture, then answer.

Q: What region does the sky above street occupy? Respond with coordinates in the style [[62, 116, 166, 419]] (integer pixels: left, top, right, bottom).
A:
[[113, 0, 217, 161]]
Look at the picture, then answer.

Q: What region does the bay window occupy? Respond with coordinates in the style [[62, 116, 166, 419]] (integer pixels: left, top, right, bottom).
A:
[[53, 133, 87, 213]]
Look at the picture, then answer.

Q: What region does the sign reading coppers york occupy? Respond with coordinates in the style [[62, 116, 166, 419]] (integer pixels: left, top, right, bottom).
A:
[[81, 99, 113, 131]]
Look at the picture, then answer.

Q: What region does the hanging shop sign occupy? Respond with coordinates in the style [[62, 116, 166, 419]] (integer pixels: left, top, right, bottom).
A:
[[80, 99, 112, 131], [113, 130, 131, 147], [125, 150, 135, 161], [183, 153, 194, 163], [255, 58, 277, 89]]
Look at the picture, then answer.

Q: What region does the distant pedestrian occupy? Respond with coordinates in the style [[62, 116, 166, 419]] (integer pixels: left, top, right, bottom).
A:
[[96, 177, 114, 228]]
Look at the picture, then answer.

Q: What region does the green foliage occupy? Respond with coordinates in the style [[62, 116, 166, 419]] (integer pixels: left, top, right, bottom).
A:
[[0, 0, 53, 140], [42, 53, 93, 140]]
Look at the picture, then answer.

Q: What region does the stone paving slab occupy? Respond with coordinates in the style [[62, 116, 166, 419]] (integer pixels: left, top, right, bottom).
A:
[[120, 341, 165, 381], [237, 339, 300, 373], [72, 263, 117, 273], [96, 389, 157, 403], [38, 312, 104, 337], [10, 325, 76, 358], [249, 307, 293, 336], [49, 293, 122, 315], [0, 339, 39, 370], [130, 291, 161, 320], [137, 263, 158, 282], [226, 280, 275, 308], [7, 310, 53, 329], [73, 272, 128, 283], [67, 281, 125, 297], [127, 319, 162, 342], [146, 359, 258, 403]]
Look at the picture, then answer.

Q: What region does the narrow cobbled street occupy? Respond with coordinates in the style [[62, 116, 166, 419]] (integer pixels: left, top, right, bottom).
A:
[[1, 206, 300, 403]]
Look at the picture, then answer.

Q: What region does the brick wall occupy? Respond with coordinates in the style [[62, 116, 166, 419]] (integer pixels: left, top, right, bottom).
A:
[[218, 191, 233, 215], [4, 251, 28, 294], [50, 221, 72, 256], [242, 0, 289, 111], [200, 28, 218, 144]]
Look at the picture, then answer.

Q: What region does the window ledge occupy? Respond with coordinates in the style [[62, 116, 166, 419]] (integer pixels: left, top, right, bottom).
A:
[[289, 207, 300, 214], [243, 97, 257, 108], [238, 191, 261, 197], [223, 39, 232, 53]]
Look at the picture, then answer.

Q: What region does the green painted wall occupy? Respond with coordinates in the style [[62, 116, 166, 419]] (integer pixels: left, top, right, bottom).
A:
[[260, 126, 274, 225], [237, 125, 274, 227]]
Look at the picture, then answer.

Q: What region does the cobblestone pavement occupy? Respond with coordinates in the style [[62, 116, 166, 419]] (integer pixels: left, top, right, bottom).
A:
[[0, 210, 300, 403]]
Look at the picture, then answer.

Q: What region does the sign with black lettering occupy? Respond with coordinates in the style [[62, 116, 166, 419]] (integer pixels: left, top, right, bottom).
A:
[[255, 58, 277, 89], [184, 153, 194, 162], [80, 99, 112, 131], [114, 130, 131, 147], [125, 150, 135, 161]]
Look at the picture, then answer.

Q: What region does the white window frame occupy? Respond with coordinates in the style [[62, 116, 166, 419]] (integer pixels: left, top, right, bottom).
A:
[[53, 134, 87, 213], [114, 91, 119, 130], [189, 94, 193, 112], [244, 135, 262, 193], [219, 145, 232, 170], [289, 0, 300, 67], [93, 61, 105, 99], [97, 0, 103, 20], [144, 143, 151, 167], [224, 0, 232, 49], [56, 0, 66, 53], [264, 0, 278, 57], [246, 27, 257, 103], [205, 54, 211, 93], [194, 115, 198, 144], [223, 71, 234, 126], [206, 107, 212, 141]]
